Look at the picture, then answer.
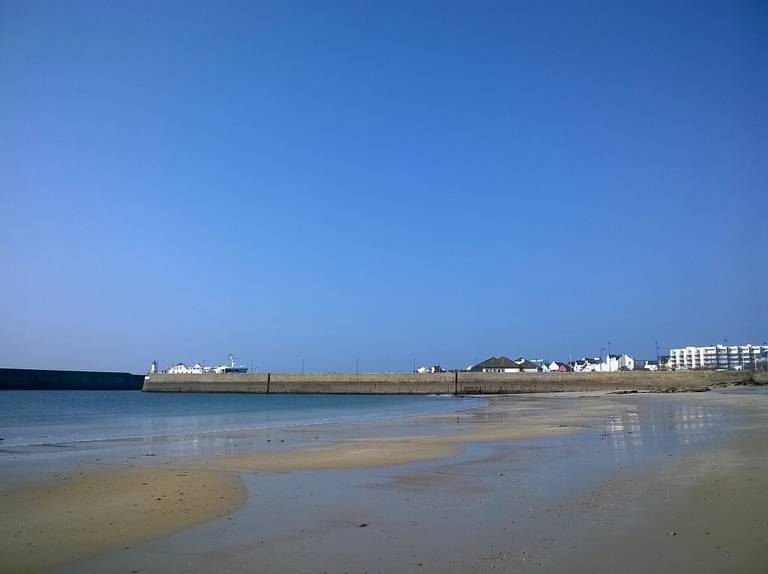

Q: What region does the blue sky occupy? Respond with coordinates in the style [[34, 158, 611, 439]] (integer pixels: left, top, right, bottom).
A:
[[2, 1, 766, 373]]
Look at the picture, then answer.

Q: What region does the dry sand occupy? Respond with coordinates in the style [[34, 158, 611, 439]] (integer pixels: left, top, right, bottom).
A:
[[0, 467, 245, 573]]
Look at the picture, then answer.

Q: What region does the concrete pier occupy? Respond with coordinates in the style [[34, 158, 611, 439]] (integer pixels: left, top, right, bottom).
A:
[[142, 370, 759, 394]]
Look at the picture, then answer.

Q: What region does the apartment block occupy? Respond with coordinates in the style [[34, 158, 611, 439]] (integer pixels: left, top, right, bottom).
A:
[[669, 344, 767, 370]]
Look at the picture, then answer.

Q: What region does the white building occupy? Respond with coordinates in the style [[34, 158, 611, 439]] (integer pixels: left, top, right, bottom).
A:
[[547, 361, 560, 372], [416, 365, 444, 374], [635, 360, 659, 371], [167, 362, 192, 374], [669, 344, 768, 370], [601, 354, 634, 372], [166, 362, 207, 374], [573, 358, 601, 372], [530, 359, 548, 372]]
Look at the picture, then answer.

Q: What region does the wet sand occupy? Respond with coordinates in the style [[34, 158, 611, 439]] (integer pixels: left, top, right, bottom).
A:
[[196, 403, 610, 472], [536, 391, 768, 574], [550, 435, 768, 574], [2, 388, 767, 573]]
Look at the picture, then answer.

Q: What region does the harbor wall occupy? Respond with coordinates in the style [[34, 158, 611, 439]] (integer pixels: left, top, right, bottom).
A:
[[142, 370, 756, 394], [0, 368, 144, 391]]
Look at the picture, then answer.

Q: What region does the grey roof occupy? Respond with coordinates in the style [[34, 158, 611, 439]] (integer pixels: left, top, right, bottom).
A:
[[470, 356, 519, 371], [516, 359, 539, 369], [469, 355, 544, 371]]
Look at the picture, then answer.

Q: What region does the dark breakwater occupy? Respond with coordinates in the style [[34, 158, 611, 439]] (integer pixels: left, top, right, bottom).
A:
[[0, 368, 144, 391]]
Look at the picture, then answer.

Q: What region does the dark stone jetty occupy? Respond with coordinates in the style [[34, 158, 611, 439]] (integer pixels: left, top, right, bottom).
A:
[[1, 368, 144, 390]]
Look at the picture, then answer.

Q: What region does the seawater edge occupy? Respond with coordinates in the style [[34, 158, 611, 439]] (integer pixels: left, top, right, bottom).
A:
[[143, 370, 765, 394], [0, 392, 487, 449]]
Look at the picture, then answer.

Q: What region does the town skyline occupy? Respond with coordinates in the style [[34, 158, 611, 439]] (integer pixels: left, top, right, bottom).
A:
[[125, 338, 767, 376]]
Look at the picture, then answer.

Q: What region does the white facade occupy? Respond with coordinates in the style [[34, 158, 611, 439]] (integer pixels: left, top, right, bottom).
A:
[[167, 362, 208, 374], [574, 358, 601, 372], [167, 362, 192, 374], [601, 356, 618, 372], [635, 360, 659, 371], [602, 354, 634, 372], [416, 365, 443, 374], [669, 344, 768, 370], [620, 354, 634, 370]]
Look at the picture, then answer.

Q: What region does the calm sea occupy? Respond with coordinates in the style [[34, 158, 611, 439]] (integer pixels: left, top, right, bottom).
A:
[[0, 391, 485, 448]]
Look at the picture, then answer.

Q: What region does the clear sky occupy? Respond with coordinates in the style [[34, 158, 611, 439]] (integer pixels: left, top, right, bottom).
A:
[[2, 1, 766, 373]]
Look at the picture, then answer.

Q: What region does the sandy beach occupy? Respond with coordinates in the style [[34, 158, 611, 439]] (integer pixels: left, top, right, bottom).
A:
[[1, 388, 767, 573], [0, 467, 244, 573]]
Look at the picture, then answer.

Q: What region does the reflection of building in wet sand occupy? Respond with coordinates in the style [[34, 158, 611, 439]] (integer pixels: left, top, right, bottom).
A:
[[603, 401, 724, 454]]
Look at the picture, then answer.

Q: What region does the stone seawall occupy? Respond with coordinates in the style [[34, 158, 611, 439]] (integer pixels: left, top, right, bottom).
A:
[[142, 370, 757, 394]]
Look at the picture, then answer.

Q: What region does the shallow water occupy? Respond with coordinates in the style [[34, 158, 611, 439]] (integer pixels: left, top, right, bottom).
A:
[[0, 390, 485, 448]]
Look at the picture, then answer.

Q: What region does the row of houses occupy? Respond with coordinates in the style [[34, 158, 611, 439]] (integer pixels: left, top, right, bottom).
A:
[[464, 343, 767, 374], [466, 354, 661, 374]]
